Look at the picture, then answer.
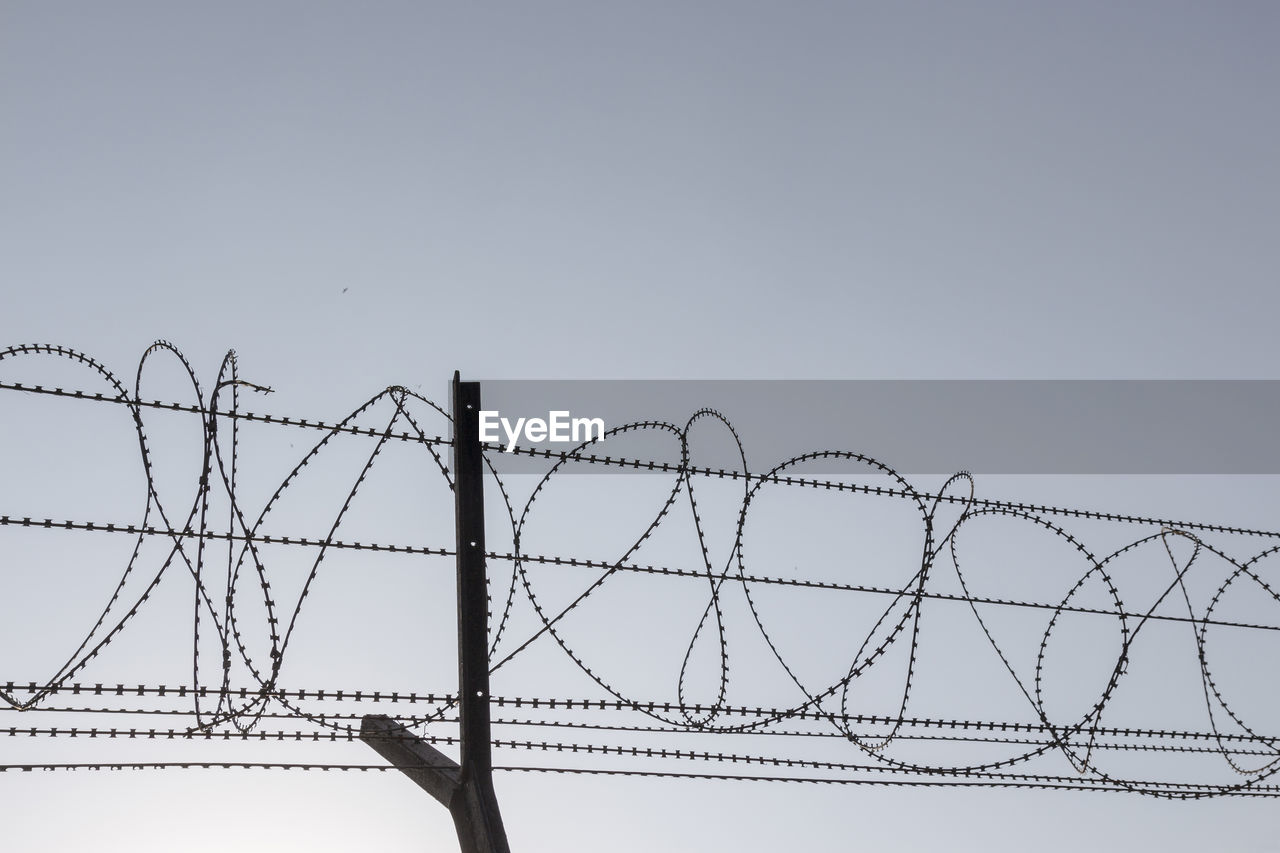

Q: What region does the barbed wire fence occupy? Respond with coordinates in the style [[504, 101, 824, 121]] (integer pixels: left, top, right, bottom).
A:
[[4, 341, 1280, 818]]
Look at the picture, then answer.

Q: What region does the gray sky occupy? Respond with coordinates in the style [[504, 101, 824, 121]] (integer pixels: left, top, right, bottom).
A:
[[3, 2, 1280, 850]]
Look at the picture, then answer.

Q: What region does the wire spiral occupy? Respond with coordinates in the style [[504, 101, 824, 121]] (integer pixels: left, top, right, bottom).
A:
[[3, 342, 1280, 799]]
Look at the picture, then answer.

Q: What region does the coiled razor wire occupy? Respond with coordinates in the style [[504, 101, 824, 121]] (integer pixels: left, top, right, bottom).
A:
[[3, 343, 1280, 798]]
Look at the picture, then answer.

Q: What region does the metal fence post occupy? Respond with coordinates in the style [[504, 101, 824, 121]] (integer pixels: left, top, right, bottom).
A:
[[361, 372, 511, 853]]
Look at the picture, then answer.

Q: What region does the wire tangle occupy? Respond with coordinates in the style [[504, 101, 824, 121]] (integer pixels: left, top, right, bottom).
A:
[[3, 342, 1280, 799]]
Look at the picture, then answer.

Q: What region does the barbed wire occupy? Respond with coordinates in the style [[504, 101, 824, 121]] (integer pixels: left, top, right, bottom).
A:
[[2, 760, 1277, 800], [11, 705, 1280, 759], [3, 684, 1279, 744], [5, 342, 1280, 799]]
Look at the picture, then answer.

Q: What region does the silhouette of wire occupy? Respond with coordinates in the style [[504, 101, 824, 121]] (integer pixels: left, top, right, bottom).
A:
[[5, 342, 1280, 799]]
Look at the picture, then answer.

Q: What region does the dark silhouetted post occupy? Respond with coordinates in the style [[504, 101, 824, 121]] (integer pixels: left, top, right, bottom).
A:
[[361, 373, 511, 853]]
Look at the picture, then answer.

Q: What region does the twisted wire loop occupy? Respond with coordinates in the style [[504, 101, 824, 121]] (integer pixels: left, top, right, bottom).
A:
[[3, 343, 1280, 799], [0, 343, 460, 738]]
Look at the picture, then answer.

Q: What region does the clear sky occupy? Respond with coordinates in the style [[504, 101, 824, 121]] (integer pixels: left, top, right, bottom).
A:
[[3, 2, 1279, 851]]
